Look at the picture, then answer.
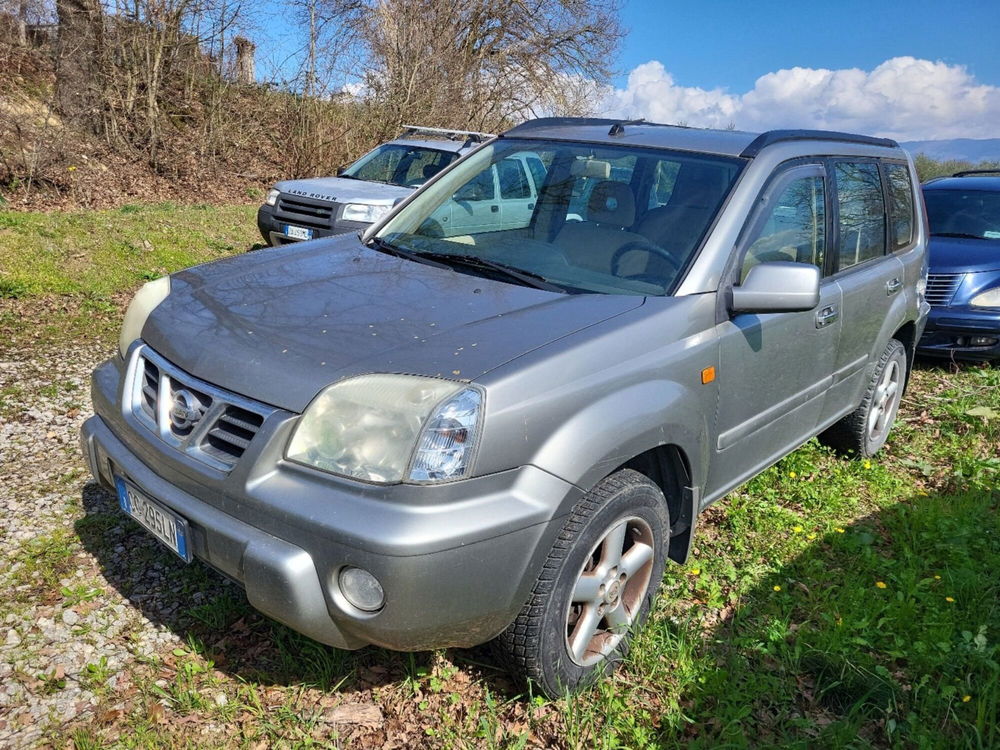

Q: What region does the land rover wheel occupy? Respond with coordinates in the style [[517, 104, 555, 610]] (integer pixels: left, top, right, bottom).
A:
[[819, 338, 907, 458], [495, 469, 669, 697]]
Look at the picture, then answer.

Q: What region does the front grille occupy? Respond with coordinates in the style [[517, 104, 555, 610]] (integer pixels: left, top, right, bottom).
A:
[[275, 196, 337, 230], [925, 273, 963, 307], [127, 347, 274, 471]]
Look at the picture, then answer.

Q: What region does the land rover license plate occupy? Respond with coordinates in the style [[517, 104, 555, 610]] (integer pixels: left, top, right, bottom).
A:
[[284, 225, 313, 241]]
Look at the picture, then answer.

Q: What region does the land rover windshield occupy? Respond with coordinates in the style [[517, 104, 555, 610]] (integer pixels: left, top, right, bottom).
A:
[[374, 138, 743, 295], [342, 143, 460, 187]]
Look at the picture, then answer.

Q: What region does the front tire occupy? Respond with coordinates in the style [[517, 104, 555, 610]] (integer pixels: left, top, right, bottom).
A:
[[494, 469, 669, 697], [818, 338, 907, 457]]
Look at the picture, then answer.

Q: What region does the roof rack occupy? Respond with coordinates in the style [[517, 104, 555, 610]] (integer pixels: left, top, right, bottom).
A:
[[952, 169, 1000, 178], [399, 125, 494, 144], [502, 117, 696, 137], [740, 129, 898, 157]]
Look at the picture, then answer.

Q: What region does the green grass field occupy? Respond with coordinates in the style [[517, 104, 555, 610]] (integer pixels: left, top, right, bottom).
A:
[[1, 205, 997, 748]]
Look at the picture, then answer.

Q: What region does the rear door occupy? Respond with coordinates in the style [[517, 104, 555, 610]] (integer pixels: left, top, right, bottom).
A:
[[709, 162, 841, 496], [824, 160, 905, 419]]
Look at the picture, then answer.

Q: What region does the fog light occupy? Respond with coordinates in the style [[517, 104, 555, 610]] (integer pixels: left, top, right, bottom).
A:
[[970, 336, 997, 347], [339, 567, 385, 612]]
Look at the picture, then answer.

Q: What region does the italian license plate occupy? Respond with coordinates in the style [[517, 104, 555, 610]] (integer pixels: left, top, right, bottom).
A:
[[115, 477, 192, 562], [284, 225, 312, 241]]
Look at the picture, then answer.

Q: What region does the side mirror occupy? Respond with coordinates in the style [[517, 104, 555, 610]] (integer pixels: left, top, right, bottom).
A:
[[455, 182, 485, 202], [336, 167, 347, 176], [730, 262, 820, 314]]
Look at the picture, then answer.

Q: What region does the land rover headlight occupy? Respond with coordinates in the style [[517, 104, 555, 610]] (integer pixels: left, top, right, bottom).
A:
[[118, 276, 171, 358], [286, 375, 483, 484], [265, 188, 280, 206], [342, 203, 392, 224], [970, 287, 1000, 308]]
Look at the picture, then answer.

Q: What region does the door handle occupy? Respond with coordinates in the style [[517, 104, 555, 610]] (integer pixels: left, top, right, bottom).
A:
[[815, 305, 839, 329], [886, 277, 902, 295], [490, 205, 499, 213], [528, 202, 535, 210]]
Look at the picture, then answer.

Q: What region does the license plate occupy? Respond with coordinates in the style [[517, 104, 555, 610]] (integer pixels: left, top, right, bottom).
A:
[[284, 225, 312, 241], [115, 477, 192, 562]]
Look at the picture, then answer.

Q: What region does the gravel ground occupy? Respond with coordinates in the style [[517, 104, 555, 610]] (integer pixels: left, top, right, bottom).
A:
[[0, 342, 218, 746]]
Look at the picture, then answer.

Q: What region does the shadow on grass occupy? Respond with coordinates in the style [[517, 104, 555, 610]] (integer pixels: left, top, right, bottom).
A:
[[75, 481, 519, 699], [618, 480, 1000, 748]]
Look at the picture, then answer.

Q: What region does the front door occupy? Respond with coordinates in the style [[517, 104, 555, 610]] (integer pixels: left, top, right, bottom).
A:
[[708, 163, 840, 497]]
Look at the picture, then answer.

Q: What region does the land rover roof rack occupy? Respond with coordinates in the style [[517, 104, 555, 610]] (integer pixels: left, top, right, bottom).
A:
[[951, 169, 1000, 178], [399, 125, 494, 144], [739, 129, 898, 158]]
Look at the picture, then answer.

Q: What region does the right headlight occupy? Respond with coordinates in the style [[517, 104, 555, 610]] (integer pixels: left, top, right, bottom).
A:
[[265, 188, 280, 206], [970, 286, 1000, 308], [286, 374, 483, 484], [118, 275, 171, 358]]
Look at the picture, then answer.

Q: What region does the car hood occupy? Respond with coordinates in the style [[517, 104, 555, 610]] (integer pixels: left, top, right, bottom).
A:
[[928, 236, 1000, 274], [142, 237, 643, 412], [275, 176, 412, 206]]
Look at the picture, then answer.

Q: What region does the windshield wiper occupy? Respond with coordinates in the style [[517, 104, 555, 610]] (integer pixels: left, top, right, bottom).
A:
[[931, 232, 987, 240], [415, 252, 571, 293], [365, 236, 452, 270]]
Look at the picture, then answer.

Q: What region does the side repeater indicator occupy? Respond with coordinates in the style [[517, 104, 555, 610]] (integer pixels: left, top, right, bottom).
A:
[[701, 366, 716, 385]]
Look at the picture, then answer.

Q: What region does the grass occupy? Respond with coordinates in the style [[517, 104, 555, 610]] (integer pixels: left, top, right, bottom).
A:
[[1, 204, 997, 747]]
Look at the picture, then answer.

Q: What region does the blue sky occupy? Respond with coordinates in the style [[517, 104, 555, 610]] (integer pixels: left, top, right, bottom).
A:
[[616, 0, 1000, 91]]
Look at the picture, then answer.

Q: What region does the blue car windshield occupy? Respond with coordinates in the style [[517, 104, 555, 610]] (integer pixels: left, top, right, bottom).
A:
[[342, 144, 459, 187], [375, 139, 744, 296], [924, 189, 1000, 240]]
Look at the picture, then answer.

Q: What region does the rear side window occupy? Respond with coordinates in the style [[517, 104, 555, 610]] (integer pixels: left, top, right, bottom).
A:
[[526, 157, 548, 192], [836, 162, 886, 270], [884, 163, 914, 249], [498, 158, 531, 199], [742, 173, 826, 281]]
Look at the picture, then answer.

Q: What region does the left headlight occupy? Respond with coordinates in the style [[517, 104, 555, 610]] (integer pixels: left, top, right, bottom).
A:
[[118, 276, 171, 358], [286, 374, 483, 484], [970, 286, 1000, 308], [342, 203, 392, 224], [265, 188, 280, 206]]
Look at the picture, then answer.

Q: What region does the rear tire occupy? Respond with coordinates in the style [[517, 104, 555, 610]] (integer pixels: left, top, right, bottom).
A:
[[494, 469, 669, 698], [818, 338, 907, 458]]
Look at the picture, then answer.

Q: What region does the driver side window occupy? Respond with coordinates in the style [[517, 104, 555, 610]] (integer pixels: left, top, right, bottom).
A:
[[741, 173, 826, 282]]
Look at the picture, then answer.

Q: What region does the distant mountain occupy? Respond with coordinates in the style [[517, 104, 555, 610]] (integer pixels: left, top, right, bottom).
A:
[[900, 138, 1000, 163]]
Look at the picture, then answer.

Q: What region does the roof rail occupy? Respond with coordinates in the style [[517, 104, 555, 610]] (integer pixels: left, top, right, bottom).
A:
[[502, 117, 697, 137], [740, 129, 898, 158], [400, 125, 494, 144], [952, 169, 1000, 177]]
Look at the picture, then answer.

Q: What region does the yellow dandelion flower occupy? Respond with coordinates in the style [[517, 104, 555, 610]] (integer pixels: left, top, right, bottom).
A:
[[916, 489, 928, 496], [807, 532, 817, 540], [789, 471, 797, 478], [792, 525, 803, 533], [689, 568, 700, 576], [962, 695, 972, 703], [67, 165, 77, 172], [773, 585, 782, 592], [945, 596, 955, 603], [836, 617, 843, 626], [875, 581, 887, 589], [934, 575, 941, 580], [834, 527, 845, 533], [863, 459, 872, 469]]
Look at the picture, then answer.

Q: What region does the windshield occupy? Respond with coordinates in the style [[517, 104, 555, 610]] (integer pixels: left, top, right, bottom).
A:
[[923, 188, 1000, 240], [342, 144, 459, 187], [375, 139, 743, 296]]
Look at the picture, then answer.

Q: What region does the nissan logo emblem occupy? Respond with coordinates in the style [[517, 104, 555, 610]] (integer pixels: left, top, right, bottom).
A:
[[169, 389, 205, 431]]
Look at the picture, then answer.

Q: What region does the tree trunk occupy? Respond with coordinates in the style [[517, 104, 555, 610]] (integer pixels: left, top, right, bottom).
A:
[[54, 0, 104, 131], [234, 35, 255, 84]]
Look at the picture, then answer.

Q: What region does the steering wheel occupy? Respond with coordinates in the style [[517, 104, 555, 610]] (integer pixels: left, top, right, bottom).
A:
[[610, 239, 682, 282]]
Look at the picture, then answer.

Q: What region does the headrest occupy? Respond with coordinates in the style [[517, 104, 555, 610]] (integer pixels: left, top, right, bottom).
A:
[[587, 180, 636, 227], [571, 159, 611, 179], [422, 163, 442, 179]]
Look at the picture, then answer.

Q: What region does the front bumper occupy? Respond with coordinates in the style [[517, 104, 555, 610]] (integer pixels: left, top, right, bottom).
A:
[[917, 305, 1000, 361], [81, 354, 578, 651], [257, 204, 369, 246]]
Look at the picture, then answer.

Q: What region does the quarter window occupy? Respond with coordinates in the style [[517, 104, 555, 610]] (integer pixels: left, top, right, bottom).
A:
[[885, 163, 914, 249], [741, 174, 826, 281], [836, 162, 886, 270]]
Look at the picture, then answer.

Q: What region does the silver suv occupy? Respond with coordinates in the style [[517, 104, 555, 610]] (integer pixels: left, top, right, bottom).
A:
[[82, 118, 928, 697], [257, 126, 492, 245]]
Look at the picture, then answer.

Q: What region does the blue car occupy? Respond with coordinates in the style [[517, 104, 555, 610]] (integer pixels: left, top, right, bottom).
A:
[[918, 170, 1000, 361]]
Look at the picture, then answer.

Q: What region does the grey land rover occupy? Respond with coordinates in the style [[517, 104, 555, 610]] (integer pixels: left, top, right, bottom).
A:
[[81, 117, 928, 696]]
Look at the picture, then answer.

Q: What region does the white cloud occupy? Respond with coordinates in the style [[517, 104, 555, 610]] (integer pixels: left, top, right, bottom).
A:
[[601, 57, 1000, 140]]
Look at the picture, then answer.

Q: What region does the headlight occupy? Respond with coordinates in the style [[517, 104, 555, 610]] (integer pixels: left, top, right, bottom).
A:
[[286, 375, 483, 484], [265, 188, 280, 206], [118, 276, 170, 358], [970, 287, 1000, 308], [342, 203, 392, 224]]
